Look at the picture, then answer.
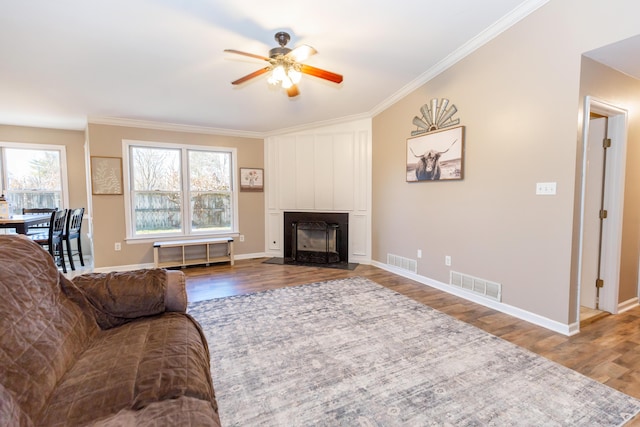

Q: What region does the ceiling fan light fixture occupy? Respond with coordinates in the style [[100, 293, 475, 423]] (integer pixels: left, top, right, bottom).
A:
[[281, 76, 293, 89], [288, 68, 302, 84], [267, 61, 300, 89], [272, 64, 286, 82], [226, 31, 343, 97]]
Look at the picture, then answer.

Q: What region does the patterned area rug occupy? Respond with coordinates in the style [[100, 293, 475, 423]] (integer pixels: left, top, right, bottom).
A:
[[188, 277, 640, 426]]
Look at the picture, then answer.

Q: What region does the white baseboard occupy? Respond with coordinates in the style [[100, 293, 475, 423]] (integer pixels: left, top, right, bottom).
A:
[[92, 262, 155, 273], [235, 252, 266, 260], [618, 297, 639, 313], [371, 260, 576, 336]]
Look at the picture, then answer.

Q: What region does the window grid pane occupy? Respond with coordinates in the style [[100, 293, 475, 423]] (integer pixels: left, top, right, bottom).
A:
[[191, 191, 232, 232], [131, 146, 183, 236], [188, 150, 232, 232], [133, 191, 182, 235], [2, 148, 62, 212]]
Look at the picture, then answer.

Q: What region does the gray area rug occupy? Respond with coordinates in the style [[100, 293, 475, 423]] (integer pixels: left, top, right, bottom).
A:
[[188, 277, 640, 426]]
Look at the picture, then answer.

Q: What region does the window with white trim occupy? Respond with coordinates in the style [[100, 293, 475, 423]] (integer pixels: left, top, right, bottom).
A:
[[0, 143, 67, 212], [123, 140, 237, 239]]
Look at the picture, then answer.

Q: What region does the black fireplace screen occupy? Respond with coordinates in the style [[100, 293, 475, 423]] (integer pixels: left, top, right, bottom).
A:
[[292, 221, 340, 264], [283, 212, 349, 264]]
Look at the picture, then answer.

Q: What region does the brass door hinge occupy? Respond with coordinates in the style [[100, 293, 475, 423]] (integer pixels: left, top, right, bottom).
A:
[[600, 209, 608, 219], [603, 138, 612, 148], [596, 278, 604, 288]]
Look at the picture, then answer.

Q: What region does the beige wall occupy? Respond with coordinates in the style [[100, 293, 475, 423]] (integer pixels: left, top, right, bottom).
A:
[[86, 123, 264, 268], [372, 0, 640, 325], [0, 124, 88, 238], [578, 57, 640, 304]]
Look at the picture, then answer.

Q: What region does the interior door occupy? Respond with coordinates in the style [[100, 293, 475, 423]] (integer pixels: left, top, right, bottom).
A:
[[580, 117, 607, 309]]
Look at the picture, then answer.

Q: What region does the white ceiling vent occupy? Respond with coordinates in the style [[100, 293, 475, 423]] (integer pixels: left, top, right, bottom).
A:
[[387, 253, 417, 274], [450, 271, 502, 302]]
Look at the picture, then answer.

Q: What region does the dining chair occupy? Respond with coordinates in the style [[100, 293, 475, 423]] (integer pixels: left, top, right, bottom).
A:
[[63, 208, 85, 271], [22, 207, 57, 235], [31, 209, 68, 273]]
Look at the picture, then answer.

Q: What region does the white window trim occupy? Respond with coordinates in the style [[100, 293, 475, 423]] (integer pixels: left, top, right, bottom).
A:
[[0, 141, 69, 209], [122, 139, 239, 242]]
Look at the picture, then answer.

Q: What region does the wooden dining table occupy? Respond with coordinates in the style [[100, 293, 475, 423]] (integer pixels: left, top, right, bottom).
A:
[[0, 214, 52, 235]]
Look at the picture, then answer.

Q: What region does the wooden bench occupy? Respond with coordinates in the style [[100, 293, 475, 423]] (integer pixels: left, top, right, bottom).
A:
[[153, 237, 234, 268]]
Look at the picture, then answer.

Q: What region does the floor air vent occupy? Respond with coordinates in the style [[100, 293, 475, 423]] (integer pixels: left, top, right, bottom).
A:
[[387, 254, 417, 274], [450, 271, 502, 302]]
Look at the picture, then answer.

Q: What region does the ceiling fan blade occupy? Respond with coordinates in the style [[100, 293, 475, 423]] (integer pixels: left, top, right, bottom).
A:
[[231, 67, 270, 85], [299, 64, 343, 84], [287, 84, 300, 97], [224, 49, 270, 62], [286, 45, 317, 62]]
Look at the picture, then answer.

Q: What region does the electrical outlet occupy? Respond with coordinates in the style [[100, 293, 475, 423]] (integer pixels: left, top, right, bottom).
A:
[[239, 235, 245, 242], [445, 255, 451, 266], [115, 242, 121, 251], [417, 249, 422, 258], [536, 182, 557, 195]]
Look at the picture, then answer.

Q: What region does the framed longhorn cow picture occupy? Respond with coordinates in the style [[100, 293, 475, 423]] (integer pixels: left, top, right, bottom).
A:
[[406, 126, 464, 182]]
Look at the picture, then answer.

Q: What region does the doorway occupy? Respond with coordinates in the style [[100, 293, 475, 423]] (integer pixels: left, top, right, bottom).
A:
[[580, 115, 606, 312], [578, 96, 628, 322]]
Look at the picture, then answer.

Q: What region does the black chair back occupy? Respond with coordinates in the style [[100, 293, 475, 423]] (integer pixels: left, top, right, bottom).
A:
[[31, 209, 68, 273], [65, 208, 84, 237], [64, 208, 85, 270], [49, 209, 67, 248]]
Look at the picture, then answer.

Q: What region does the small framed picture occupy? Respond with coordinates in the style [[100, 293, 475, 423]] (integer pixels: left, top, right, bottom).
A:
[[91, 156, 123, 195], [240, 168, 264, 192], [406, 126, 464, 182]]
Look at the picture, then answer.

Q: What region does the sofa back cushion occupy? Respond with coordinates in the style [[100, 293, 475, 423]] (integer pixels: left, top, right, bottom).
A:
[[0, 235, 97, 422]]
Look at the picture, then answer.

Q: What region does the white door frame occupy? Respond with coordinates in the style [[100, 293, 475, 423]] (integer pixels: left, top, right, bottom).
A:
[[577, 96, 628, 316]]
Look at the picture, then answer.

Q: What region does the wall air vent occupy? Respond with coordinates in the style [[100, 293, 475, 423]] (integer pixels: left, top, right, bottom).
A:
[[450, 271, 502, 302], [386, 253, 417, 274]]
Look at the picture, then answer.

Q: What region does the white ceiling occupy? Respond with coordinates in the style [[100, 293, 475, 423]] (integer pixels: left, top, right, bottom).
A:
[[584, 34, 640, 82], [1, 0, 634, 135]]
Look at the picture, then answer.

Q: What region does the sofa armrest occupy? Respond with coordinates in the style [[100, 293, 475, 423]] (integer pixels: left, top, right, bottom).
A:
[[164, 270, 187, 312], [68, 268, 187, 329]]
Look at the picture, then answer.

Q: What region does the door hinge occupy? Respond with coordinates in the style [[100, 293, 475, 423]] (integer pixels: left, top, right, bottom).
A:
[[596, 278, 604, 288], [600, 209, 608, 219], [603, 138, 611, 148]]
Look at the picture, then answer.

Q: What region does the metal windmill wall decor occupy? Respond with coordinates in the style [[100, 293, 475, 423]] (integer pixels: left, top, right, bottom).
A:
[[411, 98, 460, 136], [406, 98, 464, 182]]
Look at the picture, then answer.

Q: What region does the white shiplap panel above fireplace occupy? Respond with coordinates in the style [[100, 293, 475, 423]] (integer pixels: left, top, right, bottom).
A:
[[264, 118, 372, 263]]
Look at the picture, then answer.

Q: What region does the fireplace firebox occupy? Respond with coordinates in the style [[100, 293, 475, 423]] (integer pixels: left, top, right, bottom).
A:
[[284, 212, 349, 265], [292, 221, 340, 264]]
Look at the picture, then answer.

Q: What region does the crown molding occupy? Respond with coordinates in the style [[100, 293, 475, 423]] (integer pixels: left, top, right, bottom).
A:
[[369, 0, 550, 117], [88, 116, 264, 139], [263, 112, 372, 137], [88, 113, 375, 140]]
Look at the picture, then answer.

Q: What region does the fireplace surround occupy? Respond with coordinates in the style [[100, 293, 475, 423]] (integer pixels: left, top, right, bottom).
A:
[[283, 211, 349, 266]]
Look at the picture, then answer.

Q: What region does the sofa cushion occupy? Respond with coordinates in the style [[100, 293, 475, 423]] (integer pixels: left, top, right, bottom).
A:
[[71, 269, 169, 329], [37, 312, 216, 426], [0, 235, 98, 423], [88, 396, 221, 427], [0, 382, 34, 427]]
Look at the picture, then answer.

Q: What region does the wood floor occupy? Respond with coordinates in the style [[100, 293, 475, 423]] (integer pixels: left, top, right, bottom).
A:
[[185, 258, 640, 410]]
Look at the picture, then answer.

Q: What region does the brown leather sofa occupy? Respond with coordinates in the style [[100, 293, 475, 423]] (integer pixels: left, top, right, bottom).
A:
[[0, 235, 220, 426]]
